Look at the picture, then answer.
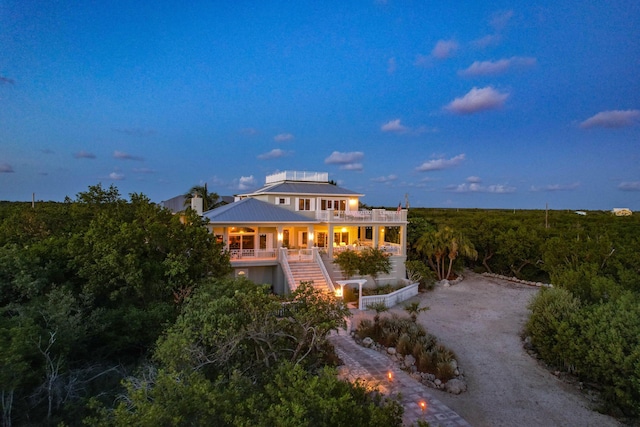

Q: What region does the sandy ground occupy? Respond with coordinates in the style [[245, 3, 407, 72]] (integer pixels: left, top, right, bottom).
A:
[[372, 272, 622, 427]]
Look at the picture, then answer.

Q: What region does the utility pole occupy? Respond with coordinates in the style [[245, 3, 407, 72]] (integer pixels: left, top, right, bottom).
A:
[[545, 203, 549, 229], [32, 192, 35, 208]]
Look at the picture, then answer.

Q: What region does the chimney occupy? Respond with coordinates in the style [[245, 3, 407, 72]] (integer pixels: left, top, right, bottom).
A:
[[191, 195, 203, 215]]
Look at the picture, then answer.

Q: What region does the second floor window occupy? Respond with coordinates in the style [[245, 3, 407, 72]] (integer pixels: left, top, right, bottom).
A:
[[298, 198, 311, 210]]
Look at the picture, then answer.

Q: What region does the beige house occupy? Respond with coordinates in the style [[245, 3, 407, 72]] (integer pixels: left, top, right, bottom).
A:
[[201, 171, 408, 294]]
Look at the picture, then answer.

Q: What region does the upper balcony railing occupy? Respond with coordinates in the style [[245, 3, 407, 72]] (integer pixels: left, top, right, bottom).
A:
[[316, 209, 406, 223], [266, 171, 328, 184]]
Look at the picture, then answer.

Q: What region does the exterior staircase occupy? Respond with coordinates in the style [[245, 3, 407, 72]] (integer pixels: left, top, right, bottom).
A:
[[287, 260, 331, 293]]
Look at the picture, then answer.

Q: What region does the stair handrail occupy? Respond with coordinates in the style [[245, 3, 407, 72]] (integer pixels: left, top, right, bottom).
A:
[[313, 247, 335, 293], [279, 247, 297, 293]]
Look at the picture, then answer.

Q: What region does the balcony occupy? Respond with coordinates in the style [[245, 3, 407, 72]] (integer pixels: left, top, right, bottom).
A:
[[229, 248, 277, 261], [316, 209, 406, 223]]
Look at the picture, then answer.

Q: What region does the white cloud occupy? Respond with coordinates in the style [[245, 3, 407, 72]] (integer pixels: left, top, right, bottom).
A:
[[340, 163, 364, 171], [0, 163, 14, 173], [416, 154, 465, 172], [381, 119, 437, 135], [431, 39, 458, 59], [381, 119, 408, 133], [274, 133, 294, 142], [113, 150, 144, 161], [486, 184, 516, 193], [530, 183, 580, 192], [459, 57, 536, 77], [108, 172, 125, 180], [471, 34, 502, 48], [490, 10, 514, 31], [579, 110, 640, 129], [618, 182, 640, 191], [257, 148, 291, 159], [325, 151, 364, 165], [132, 168, 155, 174], [448, 180, 515, 193], [387, 57, 397, 74], [237, 175, 256, 190], [445, 86, 509, 114], [371, 174, 398, 183], [74, 150, 96, 159], [467, 176, 482, 183]]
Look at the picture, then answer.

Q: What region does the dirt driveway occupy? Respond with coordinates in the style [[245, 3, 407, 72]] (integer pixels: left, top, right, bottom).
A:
[[383, 272, 622, 427]]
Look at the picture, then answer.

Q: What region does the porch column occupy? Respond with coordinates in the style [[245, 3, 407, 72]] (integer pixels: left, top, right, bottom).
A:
[[373, 225, 380, 249], [223, 227, 229, 251], [328, 224, 334, 257], [401, 223, 407, 256], [307, 226, 314, 249], [276, 226, 283, 249]]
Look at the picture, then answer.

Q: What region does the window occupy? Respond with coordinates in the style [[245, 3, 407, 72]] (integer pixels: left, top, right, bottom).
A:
[[298, 198, 311, 211], [276, 197, 290, 205], [320, 199, 346, 210]]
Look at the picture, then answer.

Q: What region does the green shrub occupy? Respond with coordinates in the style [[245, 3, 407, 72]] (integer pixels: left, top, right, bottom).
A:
[[436, 362, 456, 382], [415, 349, 436, 373], [396, 333, 413, 356], [417, 333, 437, 352], [380, 331, 398, 348], [525, 287, 581, 367], [572, 293, 640, 416], [355, 319, 375, 340], [434, 344, 456, 364]]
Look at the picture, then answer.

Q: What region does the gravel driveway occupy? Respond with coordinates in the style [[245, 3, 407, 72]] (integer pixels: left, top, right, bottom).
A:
[[383, 272, 622, 427]]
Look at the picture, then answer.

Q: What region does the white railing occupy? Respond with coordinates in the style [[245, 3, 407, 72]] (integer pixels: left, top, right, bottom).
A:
[[332, 243, 401, 256], [229, 248, 277, 260], [286, 248, 314, 262], [359, 282, 419, 310], [316, 209, 406, 223], [266, 171, 328, 184], [279, 248, 297, 293], [314, 248, 335, 293]]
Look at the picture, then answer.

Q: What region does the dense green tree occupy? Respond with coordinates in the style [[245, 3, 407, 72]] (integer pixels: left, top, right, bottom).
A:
[[334, 249, 361, 279], [359, 247, 392, 282], [333, 248, 391, 283], [0, 184, 232, 424]]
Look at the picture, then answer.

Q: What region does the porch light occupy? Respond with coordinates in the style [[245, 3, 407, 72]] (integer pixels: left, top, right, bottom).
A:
[[341, 227, 347, 233], [277, 232, 283, 241], [419, 400, 427, 412], [387, 371, 393, 381], [335, 287, 343, 297], [349, 198, 357, 207], [309, 232, 314, 240]]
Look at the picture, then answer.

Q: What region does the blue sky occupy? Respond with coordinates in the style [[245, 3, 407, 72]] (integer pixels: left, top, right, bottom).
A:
[[1, 0, 639, 209]]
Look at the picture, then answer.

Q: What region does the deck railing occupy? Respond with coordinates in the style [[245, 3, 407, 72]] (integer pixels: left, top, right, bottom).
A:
[[229, 248, 277, 260], [278, 248, 297, 293], [359, 282, 419, 310], [332, 243, 401, 256], [316, 209, 406, 223]]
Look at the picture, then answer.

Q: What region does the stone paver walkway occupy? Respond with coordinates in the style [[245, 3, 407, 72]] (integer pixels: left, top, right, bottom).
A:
[[329, 328, 472, 427]]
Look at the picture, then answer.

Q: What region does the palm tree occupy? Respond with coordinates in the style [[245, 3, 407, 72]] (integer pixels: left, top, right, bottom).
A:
[[415, 227, 477, 280], [183, 183, 222, 212], [445, 231, 477, 280], [403, 301, 430, 323], [367, 302, 389, 327]]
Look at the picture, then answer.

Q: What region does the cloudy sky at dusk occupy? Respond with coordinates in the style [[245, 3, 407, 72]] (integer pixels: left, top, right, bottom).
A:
[[1, 1, 639, 209]]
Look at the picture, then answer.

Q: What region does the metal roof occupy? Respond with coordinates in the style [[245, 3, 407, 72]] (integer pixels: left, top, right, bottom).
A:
[[249, 181, 363, 197], [202, 197, 317, 224]]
